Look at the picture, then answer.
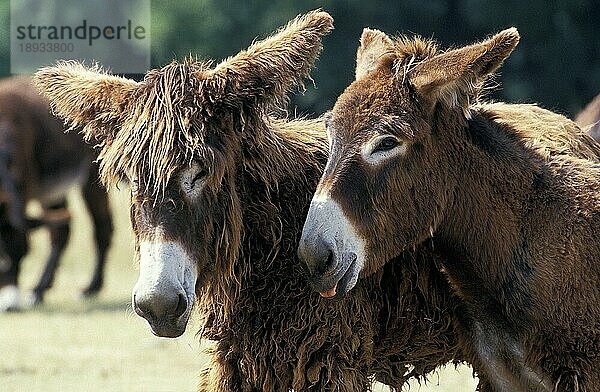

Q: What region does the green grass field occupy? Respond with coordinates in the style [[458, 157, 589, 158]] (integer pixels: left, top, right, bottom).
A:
[[0, 188, 478, 391]]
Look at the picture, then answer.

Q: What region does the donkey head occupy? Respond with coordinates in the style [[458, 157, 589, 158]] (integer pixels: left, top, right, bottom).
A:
[[35, 10, 333, 337], [298, 28, 519, 298]]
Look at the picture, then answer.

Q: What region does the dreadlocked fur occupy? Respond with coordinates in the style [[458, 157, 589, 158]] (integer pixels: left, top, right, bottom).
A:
[[192, 112, 466, 390], [35, 11, 474, 391], [99, 60, 215, 197]]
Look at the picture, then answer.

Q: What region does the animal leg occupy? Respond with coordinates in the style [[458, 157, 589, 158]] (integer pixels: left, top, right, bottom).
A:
[[0, 206, 29, 311], [0, 247, 21, 312], [80, 165, 113, 297], [31, 200, 70, 305], [0, 249, 21, 312]]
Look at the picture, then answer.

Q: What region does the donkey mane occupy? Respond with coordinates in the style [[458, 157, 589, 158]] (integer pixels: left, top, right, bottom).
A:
[[98, 60, 218, 197], [392, 35, 439, 69], [199, 116, 329, 324], [479, 102, 600, 161], [87, 59, 326, 200]]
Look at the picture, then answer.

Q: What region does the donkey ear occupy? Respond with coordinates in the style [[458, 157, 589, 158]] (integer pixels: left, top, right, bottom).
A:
[[208, 10, 334, 107], [409, 28, 520, 114], [33, 61, 137, 143], [355, 28, 394, 80]]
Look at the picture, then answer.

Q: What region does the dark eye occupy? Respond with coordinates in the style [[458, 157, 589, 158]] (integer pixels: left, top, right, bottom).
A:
[[373, 136, 401, 154], [165, 198, 179, 213], [190, 169, 208, 187]]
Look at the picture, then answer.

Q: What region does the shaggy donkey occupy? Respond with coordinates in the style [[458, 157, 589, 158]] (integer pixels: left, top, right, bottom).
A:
[[0, 76, 113, 311], [35, 11, 478, 391], [577, 93, 600, 141], [299, 28, 600, 391]]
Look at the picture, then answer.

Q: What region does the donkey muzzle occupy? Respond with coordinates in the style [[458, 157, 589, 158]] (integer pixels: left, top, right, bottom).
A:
[[133, 289, 188, 338], [298, 196, 366, 298], [132, 240, 197, 338]]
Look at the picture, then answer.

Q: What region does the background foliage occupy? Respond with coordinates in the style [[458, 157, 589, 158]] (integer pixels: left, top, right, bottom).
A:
[[0, 0, 599, 117]]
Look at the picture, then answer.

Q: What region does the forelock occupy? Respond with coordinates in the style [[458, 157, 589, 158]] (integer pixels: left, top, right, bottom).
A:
[[96, 59, 219, 197], [391, 35, 439, 78]]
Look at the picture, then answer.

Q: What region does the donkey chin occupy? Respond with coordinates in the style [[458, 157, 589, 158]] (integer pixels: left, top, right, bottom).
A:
[[132, 241, 198, 338], [308, 251, 363, 300], [298, 195, 367, 299]]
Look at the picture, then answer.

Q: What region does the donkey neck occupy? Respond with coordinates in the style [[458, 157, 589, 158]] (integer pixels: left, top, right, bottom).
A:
[[241, 117, 326, 184], [434, 109, 538, 288], [200, 116, 326, 328], [239, 116, 327, 266]]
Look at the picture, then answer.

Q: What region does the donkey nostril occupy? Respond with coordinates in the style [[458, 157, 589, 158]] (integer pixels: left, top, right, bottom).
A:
[[317, 250, 335, 275], [133, 294, 154, 319], [174, 292, 188, 318], [298, 236, 336, 276]]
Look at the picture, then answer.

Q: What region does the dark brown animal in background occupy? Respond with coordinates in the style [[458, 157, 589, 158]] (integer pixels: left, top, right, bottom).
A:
[[577, 93, 600, 141], [299, 27, 600, 391], [0, 77, 113, 311], [35, 11, 480, 391]]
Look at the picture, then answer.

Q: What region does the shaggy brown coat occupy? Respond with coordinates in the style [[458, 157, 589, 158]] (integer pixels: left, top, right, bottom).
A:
[[36, 12, 470, 391], [0, 76, 112, 309], [299, 27, 600, 391]]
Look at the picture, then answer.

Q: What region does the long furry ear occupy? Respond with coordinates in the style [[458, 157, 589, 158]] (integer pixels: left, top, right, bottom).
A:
[[409, 27, 520, 116], [209, 10, 333, 108], [355, 28, 394, 80], [33, 61, 138, 143]]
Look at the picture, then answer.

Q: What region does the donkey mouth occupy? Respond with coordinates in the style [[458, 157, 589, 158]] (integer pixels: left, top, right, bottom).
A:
[[138, 300, 193, 338], [313, 253, 358, 299], [133, 287, 196, 338], [133, 240, 198, 338], [147, 317, 189, 338]]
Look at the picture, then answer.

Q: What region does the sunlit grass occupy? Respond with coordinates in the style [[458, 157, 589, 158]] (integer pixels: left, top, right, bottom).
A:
[[0, 187, 476, 391], [0, 188, 205, 392]]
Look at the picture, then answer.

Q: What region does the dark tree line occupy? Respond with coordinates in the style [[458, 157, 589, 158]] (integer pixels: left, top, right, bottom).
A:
[[0, 0, 598, 117]]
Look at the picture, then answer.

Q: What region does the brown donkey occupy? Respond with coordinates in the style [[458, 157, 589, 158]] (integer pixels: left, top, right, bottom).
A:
[[0, 76, 113, 311], [299, 28, 600, 391], [35, 11, 478, 391]]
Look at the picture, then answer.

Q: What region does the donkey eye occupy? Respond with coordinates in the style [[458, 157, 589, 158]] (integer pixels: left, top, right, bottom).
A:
[[372, 136, 401, 154], [181, 163, 208, 197], [190, 169, 207, 187], [362, 135, 407, 164]]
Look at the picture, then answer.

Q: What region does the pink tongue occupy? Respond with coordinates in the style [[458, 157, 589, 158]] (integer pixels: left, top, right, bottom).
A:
[[319, 284, 337, 298]]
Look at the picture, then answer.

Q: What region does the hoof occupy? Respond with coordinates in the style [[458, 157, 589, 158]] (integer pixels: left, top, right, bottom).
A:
[[27, 291, 44, 307], [81, 286, 101, 298], [0, 285, 21, 312], [82, 277, 103, 298]]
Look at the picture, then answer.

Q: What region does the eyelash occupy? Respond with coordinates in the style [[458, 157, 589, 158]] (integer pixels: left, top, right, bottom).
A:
[[372, 137, 401, 154], [190, 169, 207, 187]]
